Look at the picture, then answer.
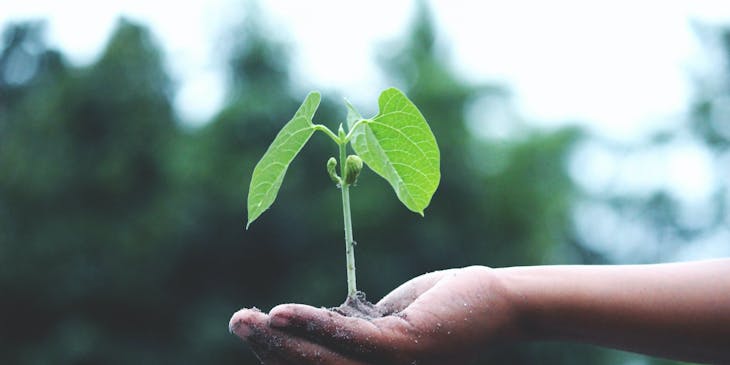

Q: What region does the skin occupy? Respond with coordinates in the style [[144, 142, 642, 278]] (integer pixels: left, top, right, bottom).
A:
[[229, 259, 730, 364]]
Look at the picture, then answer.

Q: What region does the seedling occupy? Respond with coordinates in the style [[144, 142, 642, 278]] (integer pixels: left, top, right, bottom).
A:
[[246, 88, 440, 306]]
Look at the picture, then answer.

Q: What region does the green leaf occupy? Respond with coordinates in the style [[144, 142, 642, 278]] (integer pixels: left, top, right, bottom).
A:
[[246, 92, 320, 228], [345, 98, 362, 129], [348, 88, 440, 215]]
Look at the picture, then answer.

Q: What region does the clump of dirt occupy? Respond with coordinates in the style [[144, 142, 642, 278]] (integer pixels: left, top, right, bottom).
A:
[[331, 291, 385, 320]]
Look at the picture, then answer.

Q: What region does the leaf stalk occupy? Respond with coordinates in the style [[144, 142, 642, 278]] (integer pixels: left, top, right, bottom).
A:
[[313, 124, 341, 144]]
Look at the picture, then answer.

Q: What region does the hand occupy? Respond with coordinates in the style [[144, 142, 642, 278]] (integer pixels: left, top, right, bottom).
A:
[[229, 266, 522, 364]]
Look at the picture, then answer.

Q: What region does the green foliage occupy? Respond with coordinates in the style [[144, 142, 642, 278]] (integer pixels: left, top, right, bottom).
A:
[[0, 15, 577, 365], [348, 88, 440, 215], [247, 88, 440, 227], [246, 91, 320, 227], [1, 4, 712, 365], [245, 87, 440, 298]]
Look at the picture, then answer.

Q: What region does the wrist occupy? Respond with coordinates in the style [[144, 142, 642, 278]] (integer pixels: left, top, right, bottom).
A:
[[461, 265, 537, 345], [493, 266, 551, 342]]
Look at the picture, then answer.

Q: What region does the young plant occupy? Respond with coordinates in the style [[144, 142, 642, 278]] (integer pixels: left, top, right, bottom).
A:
[[246, 88, 440, 303]]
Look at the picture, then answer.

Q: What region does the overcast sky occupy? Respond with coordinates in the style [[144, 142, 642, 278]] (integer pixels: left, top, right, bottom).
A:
[[2, 0, 729, 140]]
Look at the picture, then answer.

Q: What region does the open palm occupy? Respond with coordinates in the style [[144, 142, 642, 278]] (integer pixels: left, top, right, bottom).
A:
[[230, 266, 518, 365]]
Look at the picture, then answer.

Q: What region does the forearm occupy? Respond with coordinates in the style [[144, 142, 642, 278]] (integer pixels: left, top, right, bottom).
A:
[[497, 259, 730, 363]]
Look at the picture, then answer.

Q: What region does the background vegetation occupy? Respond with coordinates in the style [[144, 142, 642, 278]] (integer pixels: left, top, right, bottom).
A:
[[1, 3, 728, 364]]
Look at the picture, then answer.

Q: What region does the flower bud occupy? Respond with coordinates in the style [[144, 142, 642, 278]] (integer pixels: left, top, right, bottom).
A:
[[326, 157, 340, 184], [344, 155, 363, 185]]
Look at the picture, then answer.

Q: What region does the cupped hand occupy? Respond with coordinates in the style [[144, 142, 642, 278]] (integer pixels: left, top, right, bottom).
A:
[[229, 266, 521, 364]]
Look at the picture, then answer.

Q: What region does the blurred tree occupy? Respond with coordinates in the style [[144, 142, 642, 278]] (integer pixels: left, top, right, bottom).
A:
[[364, 0, 584, 282], [569, 25, 730, 268], [0, 18, 181, 364], [692, 27, 730, 149], [163, 11, 310, 364], [1, 3, 716, 365]]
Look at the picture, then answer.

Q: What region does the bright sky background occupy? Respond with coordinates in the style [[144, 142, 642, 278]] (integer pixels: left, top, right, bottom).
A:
[[2, 0, 729, 140], [2, 0, 729, 259]]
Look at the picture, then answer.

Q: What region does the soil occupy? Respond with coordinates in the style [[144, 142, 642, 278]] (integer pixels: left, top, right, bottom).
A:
[[331, 291, 386, 320]]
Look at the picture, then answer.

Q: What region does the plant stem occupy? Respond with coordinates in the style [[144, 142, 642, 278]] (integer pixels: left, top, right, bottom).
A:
[[339, 142, 357, 299]]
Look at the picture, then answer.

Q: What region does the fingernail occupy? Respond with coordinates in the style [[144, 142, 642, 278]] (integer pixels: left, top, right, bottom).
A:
[[269, 314, 290, 328]]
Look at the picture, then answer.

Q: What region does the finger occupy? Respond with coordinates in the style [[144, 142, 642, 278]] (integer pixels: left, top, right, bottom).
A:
[[269, 304, 411, 357], [229, 308, 290, 364], [230, 308, 366, 365], [229, 307, 266, 339], [376, 270, 450, 314]]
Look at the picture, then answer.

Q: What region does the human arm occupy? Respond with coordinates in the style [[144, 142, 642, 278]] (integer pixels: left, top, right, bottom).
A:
[[501, 259, 730, 363], [229, 259, 730, 364]]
